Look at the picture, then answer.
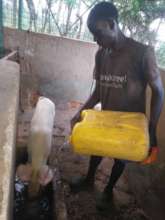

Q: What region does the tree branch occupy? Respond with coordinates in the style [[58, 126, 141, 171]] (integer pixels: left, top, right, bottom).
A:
[[68, 0, 99, 32], [46, 0, 63, 36]]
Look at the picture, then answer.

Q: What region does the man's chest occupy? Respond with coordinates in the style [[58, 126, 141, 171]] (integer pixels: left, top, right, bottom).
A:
[[99, 52, 144, 91]]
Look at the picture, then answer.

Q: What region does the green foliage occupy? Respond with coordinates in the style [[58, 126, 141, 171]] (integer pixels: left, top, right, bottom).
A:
[[2, 0, 165, 44], [114, 0, 165, 44], [64, 0, 77, 8]]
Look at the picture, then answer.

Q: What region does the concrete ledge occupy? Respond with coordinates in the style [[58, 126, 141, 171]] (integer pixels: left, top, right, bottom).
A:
[[0, 60, 20, 220], [2, 51, 18, 62]]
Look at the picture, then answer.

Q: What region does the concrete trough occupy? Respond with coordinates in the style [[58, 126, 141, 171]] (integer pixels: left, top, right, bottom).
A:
[[0, 52, 62, 220], [15, 143, 68, 220], [0, 54, 19, 220]]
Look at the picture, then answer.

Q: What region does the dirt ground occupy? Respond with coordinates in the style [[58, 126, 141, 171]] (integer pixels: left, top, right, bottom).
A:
[[51, 136, 150, 220]]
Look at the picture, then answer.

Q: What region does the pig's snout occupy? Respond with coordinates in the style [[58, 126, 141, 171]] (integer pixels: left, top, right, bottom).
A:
[[16, 164, 53, 189], [38, 165, 53, 186]]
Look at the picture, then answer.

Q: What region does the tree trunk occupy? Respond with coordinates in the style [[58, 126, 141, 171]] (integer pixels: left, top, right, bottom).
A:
[[76, 16, 83, 39], [26, 0, 36, 31], [42, 9, 48, 32], [76, 0, 82, 39], [56, 0, 63, 24], [48, 0, 53, 33], [13, 0, 17, 27], [64, 4, 73, 36], [76, 0, 81, 16]]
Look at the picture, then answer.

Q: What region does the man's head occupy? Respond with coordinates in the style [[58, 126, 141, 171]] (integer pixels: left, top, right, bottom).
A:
[[87, 2, 119, 48]]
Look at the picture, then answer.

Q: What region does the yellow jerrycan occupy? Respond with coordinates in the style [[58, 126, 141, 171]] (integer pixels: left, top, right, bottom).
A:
[[70, 110, 149, 162]]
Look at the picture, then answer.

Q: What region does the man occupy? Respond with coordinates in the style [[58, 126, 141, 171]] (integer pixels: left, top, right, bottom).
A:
[[70, 2, 164, 211]]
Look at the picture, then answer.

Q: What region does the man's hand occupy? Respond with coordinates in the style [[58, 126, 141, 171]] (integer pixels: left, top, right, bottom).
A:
[[141, 146, 158, 165], [71, 112, 81, 130], [141, 124, 159, 165], [70, 84, 100, 131]]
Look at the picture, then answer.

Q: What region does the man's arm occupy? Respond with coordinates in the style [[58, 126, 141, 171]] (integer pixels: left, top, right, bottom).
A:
[[70, 83, 100, 129], [76, 82, 100, 112], [149, 77, 164, 146], [141, 47, 164, 164], [143, 47, 164, 147], [141, 76, 164, 164]]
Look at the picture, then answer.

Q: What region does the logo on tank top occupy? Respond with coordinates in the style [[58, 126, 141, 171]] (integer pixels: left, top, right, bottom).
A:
[[100, 74, 127, 89]]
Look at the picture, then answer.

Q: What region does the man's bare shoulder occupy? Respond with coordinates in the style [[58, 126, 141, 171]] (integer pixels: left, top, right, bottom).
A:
[[127, 37, 149, 51], [95, 47, 105, 57]]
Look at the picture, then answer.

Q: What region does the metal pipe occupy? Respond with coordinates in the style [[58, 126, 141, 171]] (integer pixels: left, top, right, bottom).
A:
[[18, 0, 23, 30], [0, 0, 4, 57]]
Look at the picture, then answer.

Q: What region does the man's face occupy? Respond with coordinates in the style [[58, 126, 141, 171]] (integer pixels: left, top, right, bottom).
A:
[[91, 19, 117, 48]]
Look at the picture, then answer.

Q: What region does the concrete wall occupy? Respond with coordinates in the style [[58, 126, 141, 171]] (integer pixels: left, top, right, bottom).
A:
[[4, 28, 97, 107], [0, 58, 20, 220]]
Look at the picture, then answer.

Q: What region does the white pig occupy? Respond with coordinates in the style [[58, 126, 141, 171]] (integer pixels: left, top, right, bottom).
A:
[[27, 96, 55, 197]]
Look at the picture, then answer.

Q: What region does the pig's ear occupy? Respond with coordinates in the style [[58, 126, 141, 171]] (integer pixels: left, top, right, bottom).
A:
[[28, 90, 41, 108], [38, 165, 53, 186]]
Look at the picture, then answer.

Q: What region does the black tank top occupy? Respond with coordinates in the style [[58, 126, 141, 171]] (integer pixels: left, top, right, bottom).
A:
[[94, 38, 160, 113]]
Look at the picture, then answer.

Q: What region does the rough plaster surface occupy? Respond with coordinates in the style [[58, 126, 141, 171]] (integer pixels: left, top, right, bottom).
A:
[[0, 60, 20, 220], [4, 27, 98, 105]]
